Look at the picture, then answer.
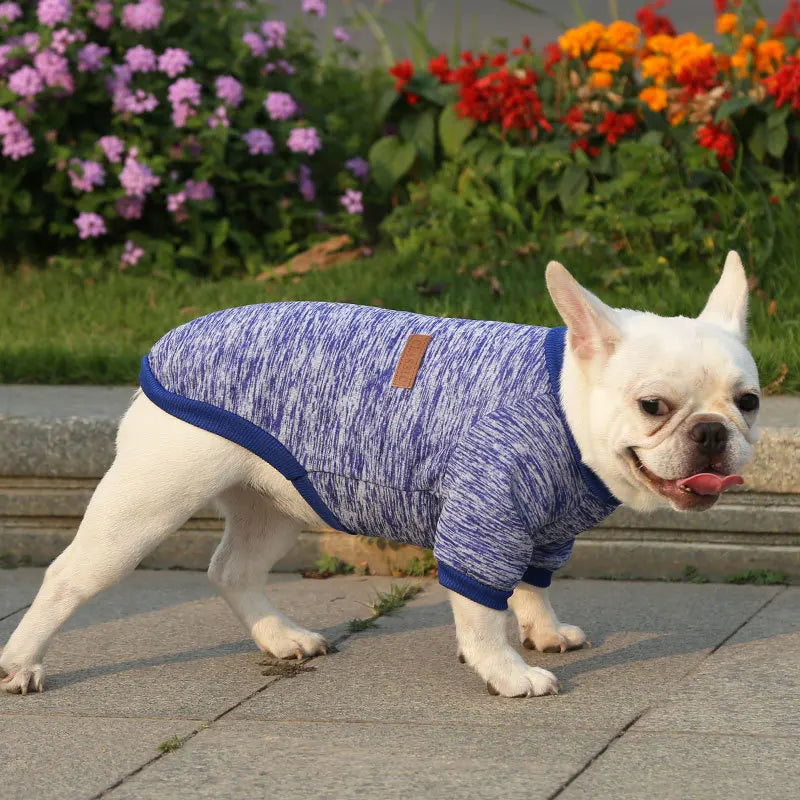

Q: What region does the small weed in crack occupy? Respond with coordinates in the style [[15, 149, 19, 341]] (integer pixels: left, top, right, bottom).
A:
[[157, 736, 184, 754], [347, 583, 424, 632]]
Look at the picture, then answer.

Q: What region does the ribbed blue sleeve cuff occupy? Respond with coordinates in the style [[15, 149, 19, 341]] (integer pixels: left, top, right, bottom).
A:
[[437, 563, 513, 610], [521, 566, 553, 588]]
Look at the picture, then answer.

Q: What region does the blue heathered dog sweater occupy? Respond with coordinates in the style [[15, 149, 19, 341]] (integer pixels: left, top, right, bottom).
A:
[[141, 301, 619, 610]]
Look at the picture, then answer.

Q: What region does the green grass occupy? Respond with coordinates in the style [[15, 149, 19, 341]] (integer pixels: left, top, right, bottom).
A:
[[157, 736, 184, 754], [346, 582, 424, 632], [0, 246, 797, 391], [724, 569, 789, 585]]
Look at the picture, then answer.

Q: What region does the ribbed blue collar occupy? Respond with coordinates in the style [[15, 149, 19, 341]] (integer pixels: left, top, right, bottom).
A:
[[544, 327, 620, 508]]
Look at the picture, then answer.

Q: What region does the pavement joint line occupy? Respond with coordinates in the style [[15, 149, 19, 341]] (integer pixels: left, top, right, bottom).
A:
[[0, 603, 30, 623], [89, 583, 426, 799], [546, 709, 648, 800]]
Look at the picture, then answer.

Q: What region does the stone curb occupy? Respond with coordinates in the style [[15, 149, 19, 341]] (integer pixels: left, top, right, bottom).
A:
[[0, 386, 798, 579]]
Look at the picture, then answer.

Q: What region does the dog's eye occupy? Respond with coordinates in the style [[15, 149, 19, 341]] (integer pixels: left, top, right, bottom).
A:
[[737, 393, 760, 413], [639, 398, 669, 416]]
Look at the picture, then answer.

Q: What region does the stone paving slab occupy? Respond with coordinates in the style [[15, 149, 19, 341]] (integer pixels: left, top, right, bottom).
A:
[[559, 731, 799, 800], [107, 719, 610, 800], [229, 580, 779, 733], [0, 572, 420, 720], [0, 568, 40, 619], [0, 715, 200, 800], [636, 587, 800, 736]]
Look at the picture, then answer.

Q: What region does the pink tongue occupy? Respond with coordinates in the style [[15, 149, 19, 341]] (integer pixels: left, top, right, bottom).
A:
[[677, 473, 744, 495]]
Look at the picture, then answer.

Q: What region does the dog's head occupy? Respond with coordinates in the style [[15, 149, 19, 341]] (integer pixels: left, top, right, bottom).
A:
[[546, 251, 760, 512]]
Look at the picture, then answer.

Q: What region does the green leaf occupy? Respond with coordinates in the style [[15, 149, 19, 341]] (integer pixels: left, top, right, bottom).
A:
[[714, 96, 755, 123], [438, 103, 475, 157], [640, 106, 669, 133], [558, 165, 589, 214], [399, 109, 436, 162], [766, 121, 788, 159], [374, 87, 399, 126], [368, 135, 417, 191], [212, 217, 230, 249], [748, 122, 767, 161], [405, 72, 454, 105]]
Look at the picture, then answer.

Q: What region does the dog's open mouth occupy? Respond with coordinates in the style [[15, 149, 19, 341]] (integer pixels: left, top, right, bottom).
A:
[[627, 449, 743, 511]]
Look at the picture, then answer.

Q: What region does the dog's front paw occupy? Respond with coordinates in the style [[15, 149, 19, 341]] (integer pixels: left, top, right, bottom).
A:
[[472, 652, 558, 698], [252, 620, 332, 661], [0, 664, 45, 695], [521, 623, 588, 654]]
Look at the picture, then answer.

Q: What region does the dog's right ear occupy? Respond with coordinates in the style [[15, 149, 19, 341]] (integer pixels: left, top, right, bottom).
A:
[[545, 260, 621, 361]]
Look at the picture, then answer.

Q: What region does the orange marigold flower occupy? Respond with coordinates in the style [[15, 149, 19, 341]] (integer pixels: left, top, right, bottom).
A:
[[588, 51, 623, 72], [669, 109, 686, 125], [716, 52, 732, 71], [591, 70, 614, 89], [558, 21, 606, 58], [639, 86, 668, 111], [716, 13, 738, 35], [645, 34, 676, 54], [642, 54, 671, 84], [731, 50, 749, 75], [753, 18, 767, 36], [601, 21, 640, 55], [740, 34, 756, 51], [755, 40, 785, 74]]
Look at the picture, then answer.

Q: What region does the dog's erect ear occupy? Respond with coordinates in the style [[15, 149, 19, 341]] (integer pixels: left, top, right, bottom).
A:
[[545, 260, 621, 361], [698, 251, 749, 341]]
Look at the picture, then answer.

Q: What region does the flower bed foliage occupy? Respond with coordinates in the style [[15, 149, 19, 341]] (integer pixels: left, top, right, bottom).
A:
[[0, 0, 377, 274], [374, 0, 800, 285]]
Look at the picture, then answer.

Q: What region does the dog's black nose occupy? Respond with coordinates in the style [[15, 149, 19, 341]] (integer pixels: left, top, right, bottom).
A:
[[690, 422, 728, 455]]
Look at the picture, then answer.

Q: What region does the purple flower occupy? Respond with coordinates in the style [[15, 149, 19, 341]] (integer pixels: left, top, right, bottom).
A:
[[333, 26, 350, 43], [345, 156, 369, 182], [37, 0, 71, 27], [78, 43, 110, 72], [158, 47, 192, 78], [51, 27, 84, 54], [242, 32, 266, 57], [167, 191, 185, 212], [34, 50, 73, 91], [168, 77, 201, 107], [125, 45, 157, 73], [277, 59, 296, 75], [0, 110, 34, 160], [298, 164, 315, 202], [261, 20, 286, 49], [120, 240, 144, 269], [115, 195, 143, 219], [340, 188, 363, 214], [242, 128, 274, 155], [21, 33, 40, 54], [215, 75, 243, 107], [88, 1, 113, 30], [121, 88, 158, 113], [9, 66, 43, 98], [264, 91, 298, 120], [121, 0, 162, 32], [0, 3, 23, 23], [207, 105, 229, 129], [120, 152, 160, 198], [68, 159, 105, 192], [302, 0, 326, 18], [185, 179, 214, 201], [98, 135, 125, 163], [287, 127, 321, 155], [74, 212, 106, 239]]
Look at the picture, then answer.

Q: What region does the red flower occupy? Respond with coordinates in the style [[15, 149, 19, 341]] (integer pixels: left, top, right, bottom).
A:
[[511, 35, 532, 57], [596, 111, 637, 145], [636, 1, 676, 37], [543, 42, 562, 75], [571, 138, 600, 157], [675, 56, 719, 102], [389, 58, 414, 92], [562, 106, 585, 133], [773, 0, 800, 37], [713, 0, 727, 12], [429, 53, 452, 82], [763, 56, 800, 110], [491, 53, 507, 68], [405, 92, 419, 105], [697, 122, 736, 172]]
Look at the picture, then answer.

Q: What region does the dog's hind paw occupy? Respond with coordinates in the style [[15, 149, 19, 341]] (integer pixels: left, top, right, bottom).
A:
[[0, 664, 45, 695], [522, 623, 589, 654]]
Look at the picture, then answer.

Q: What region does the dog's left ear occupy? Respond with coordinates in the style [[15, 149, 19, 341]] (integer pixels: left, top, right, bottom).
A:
[[698, 251, 749, 341]]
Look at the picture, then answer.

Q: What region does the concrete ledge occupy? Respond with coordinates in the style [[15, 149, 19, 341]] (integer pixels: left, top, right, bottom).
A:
[[1, 386, 797, 579]]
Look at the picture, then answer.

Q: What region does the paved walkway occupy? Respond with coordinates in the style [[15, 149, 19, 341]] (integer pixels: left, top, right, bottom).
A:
[[1, 572, 796, 799]]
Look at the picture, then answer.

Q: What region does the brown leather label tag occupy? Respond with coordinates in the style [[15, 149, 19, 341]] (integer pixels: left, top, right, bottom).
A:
[[391, 334, 432, 389]]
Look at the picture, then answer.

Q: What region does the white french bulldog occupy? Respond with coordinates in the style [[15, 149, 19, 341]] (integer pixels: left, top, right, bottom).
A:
[[0, 251, 760, 697]]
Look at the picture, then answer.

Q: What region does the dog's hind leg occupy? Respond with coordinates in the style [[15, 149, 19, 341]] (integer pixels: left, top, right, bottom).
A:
[[208, 485, 332, 660], [0, 393, 250, 694]]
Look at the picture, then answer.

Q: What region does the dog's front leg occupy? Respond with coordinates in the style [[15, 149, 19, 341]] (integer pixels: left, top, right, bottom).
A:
[[508, 583, 588, 653], [448, 591, 558, 697]]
